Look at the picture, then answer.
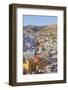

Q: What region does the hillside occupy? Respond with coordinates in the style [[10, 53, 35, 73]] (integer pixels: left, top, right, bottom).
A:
[[23, 24, 57, 34]]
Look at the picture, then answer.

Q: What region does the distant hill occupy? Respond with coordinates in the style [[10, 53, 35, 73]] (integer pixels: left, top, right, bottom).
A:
[[42, 24, 57, 33], [23, 24, 57, 34]]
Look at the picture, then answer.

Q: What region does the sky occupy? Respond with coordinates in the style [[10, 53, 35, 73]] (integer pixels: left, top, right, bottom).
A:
[[23, 15, 57, 26]]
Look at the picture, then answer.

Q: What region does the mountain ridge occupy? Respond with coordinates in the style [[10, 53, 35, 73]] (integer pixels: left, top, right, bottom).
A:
[[23, 24, 57, 34]]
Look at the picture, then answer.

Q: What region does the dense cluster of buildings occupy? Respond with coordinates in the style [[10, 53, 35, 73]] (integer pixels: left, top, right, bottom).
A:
[[23, 25, 57, 74]]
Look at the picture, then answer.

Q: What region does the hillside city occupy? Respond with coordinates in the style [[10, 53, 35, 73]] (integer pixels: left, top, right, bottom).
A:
[[23, 24, 57, 74]]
